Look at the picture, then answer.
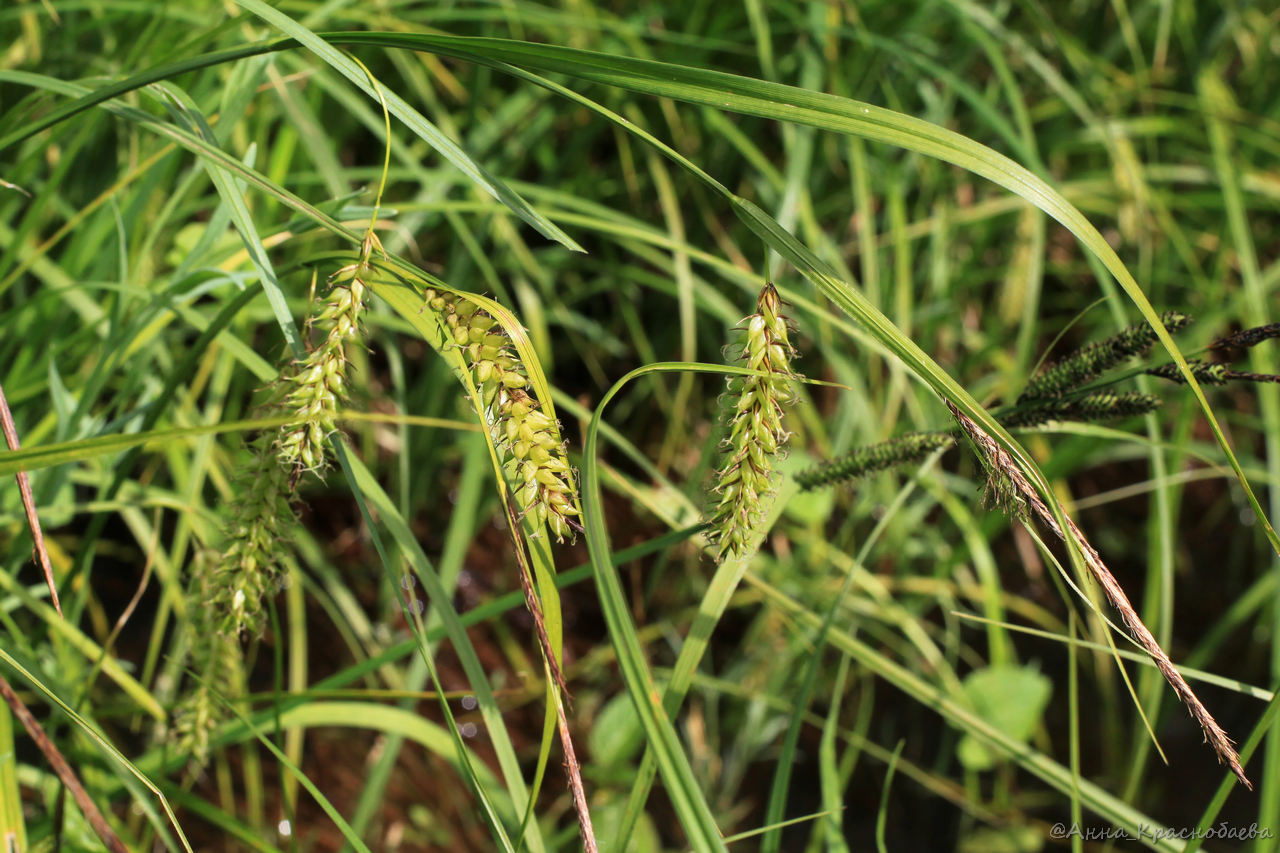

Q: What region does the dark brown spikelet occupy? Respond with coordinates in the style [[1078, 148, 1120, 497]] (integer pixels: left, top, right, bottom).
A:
[[1146, 360, 1230, 386], [1147, 360, 1280, 386], [422, 288, 580, 542], [1209, 322, 1280, 351], [708, 283, 797, 561]]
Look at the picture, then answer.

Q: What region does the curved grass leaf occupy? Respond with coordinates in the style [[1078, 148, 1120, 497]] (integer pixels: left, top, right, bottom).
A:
[[584, 361, 797, 853], [0, 648, 191, 851], [320, 31, 1275, 556], [0, 42, 579, 255], [206, 684, 373, 853], [335, 444, 523, 852]]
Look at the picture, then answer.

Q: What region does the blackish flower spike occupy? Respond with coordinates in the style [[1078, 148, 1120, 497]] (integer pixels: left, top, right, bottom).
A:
[[1020, 312, 1192, 402], [796, 432, 953, 491], [1209, 322, 1280, 351]]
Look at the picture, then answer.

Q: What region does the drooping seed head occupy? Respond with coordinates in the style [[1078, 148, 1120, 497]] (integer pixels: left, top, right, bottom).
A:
[[419, 290, 582, 542]]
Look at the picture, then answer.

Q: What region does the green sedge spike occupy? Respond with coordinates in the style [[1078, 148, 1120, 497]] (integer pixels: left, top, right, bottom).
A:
[[1000, 391, 1163, 429], [707, 283, 797, 561], [1020, 311, 1192, 402], [422, 288, 581, 543], [795, 432, 953, 491]]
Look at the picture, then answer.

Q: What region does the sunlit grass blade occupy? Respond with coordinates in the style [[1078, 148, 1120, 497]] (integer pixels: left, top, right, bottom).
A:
[[0, 648, 192, 851], [320, 30, 1275, 554], [584, 362, 780, 853]]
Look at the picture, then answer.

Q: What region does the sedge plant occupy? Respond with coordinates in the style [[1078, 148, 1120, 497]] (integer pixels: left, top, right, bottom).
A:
[[4, 3, 1280, 852]]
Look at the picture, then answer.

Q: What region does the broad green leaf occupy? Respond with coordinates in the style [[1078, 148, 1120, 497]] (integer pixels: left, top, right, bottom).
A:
[[589, 692, 646, 770], [957, 665, 1053, 771]]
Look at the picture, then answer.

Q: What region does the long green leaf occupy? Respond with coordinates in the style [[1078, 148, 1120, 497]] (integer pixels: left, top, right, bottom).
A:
[[584, 361, 790, 853], [0, 648, 191, 851], [320, 31, 1275, 556]]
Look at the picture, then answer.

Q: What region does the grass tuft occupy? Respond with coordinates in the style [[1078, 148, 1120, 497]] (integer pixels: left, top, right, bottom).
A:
[[4, 3, 1279, 848]]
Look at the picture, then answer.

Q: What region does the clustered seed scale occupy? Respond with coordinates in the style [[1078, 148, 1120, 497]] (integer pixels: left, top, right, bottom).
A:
[[709, 283, 796, 561], [423, 288, 580, 542]]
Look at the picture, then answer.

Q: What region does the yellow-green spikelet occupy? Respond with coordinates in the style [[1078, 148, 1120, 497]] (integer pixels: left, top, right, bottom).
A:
[[278, 234, 377, 478], [173, 431, 295, 763], [709, 283, 796, 561], [425, 289, 580, 541]]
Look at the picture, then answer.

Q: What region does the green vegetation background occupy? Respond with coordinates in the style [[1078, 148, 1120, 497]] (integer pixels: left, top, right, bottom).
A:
[[1, 1, 1278, 851]]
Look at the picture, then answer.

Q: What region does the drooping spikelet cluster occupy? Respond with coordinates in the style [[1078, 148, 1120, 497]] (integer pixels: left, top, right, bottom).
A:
[[945, 399, 1251, 788], [1019, 311, 1191, 401], [173, 433, 295, 763], [708, 283, 797, 562], [277, 232, 379, 481], [422, 288, 580, 542], [173, 237, 377, 763]]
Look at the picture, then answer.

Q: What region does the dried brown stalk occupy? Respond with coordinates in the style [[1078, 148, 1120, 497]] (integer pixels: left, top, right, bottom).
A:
[[553, 696, 596, 853], [0, 675, 127, 852], [946, 399, 1250, 789], [503, 496, 597, 853], [0, 382, 61, 615]]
